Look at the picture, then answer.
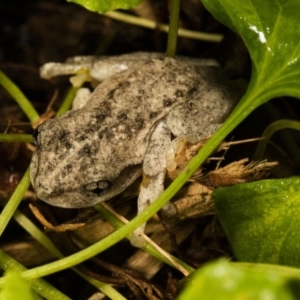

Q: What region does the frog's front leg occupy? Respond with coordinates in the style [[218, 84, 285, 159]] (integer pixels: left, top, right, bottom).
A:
[[72, 88, 91, 110], [130, 121, 176, 247], [40, 53, 163, 83]]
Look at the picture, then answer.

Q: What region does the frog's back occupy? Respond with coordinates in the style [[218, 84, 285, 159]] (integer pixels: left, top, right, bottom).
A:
[[84, 58, 204, 148]]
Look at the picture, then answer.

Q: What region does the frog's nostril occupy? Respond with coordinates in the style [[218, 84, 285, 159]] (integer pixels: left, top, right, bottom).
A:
[[84, 180, 111, 196]]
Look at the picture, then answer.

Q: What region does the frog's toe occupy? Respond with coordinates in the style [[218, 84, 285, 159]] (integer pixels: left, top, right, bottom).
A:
[[130, 226, 147, 247], [72, 88, 91, 110]]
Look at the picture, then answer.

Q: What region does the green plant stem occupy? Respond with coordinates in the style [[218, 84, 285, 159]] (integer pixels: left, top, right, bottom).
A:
[[0, 82, 124, 298], [166, 0, 180, 57], [253, 119, 300, 163], [0, 84, 78, 238], [0, 249, 70, 300], [95, 204, 194, 275], [0, 70, 39, 123], [255, 102, 300, 165], [11, 210, 126, 299], [0, 100, 249, 281], [56, 86, 80, 117], [0, 134, 33, 143], [13, 209, 64, 258], [0, 83, 264, 283], [0, 85, 124, 298], [0, 168, 31, 236]]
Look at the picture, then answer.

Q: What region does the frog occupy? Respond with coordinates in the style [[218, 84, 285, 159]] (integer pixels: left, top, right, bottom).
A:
[[30, 52, 244, 246]]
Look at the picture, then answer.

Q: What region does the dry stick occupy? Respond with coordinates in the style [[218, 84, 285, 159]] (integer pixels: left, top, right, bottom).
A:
[[105, 11, 223, 42]]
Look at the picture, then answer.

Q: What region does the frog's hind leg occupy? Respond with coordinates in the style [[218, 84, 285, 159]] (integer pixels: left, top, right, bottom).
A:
[[130, 121, 176, 247]]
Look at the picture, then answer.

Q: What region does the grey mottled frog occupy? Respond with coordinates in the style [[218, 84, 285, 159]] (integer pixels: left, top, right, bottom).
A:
[[30, 53, 243, 246]]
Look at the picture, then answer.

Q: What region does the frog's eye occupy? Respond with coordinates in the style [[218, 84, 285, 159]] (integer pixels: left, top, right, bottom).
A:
[[84, 180, 111, 197]]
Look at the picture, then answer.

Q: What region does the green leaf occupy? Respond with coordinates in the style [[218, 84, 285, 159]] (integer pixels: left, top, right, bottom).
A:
[[202, 0, 300, 103], [0, 270, 41, 300], [199, 1, 300, 270], [68, 0, 142, 13], [180, 0, 300, 224], [213, 177, 300, 266], [178, 259, 300, 300]]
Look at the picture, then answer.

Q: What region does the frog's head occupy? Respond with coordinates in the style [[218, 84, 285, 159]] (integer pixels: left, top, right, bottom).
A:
[[30, 115, 142, 208]]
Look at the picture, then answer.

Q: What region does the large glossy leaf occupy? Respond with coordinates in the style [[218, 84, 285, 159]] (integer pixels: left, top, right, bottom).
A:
[[178, 259, 300, 300], [213, 177, 300, 266], [175, 0, 300, 209], [68, 0, 142, 13], [202, 0, 300, 103]]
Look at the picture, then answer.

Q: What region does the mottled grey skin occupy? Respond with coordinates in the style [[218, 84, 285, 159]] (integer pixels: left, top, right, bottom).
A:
[[40, 52, 218, 82], [30, 57, 241, 208]]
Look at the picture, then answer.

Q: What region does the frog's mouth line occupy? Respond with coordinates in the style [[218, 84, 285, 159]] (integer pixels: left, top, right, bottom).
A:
[[43, 192, 99, 209]]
